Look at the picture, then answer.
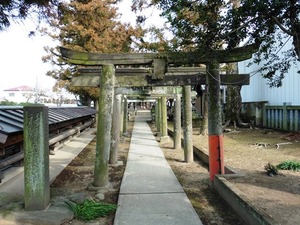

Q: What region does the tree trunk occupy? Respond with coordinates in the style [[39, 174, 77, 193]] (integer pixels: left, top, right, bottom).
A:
[[224, 0, 244, 129], [224, 63, 243, 128]]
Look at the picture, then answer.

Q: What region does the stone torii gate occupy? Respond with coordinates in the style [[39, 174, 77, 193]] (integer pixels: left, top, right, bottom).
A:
[[60, 45, 257, 184]]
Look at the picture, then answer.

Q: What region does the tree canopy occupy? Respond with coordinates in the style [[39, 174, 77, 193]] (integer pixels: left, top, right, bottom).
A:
[[0, 0, 58, 31], [133, 0, 300, 86], [43, 0, 143, 103]]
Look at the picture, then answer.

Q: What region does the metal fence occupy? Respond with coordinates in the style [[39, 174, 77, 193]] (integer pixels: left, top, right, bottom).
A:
[[263, 103, 300, 132]]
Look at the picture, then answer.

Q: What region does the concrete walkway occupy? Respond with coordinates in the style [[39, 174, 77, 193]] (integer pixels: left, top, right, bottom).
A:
[[0, 128, 96, 195], [114, 114, 203, 225]]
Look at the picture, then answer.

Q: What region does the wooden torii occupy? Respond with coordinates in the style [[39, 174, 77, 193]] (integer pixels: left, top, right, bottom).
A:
[[60, 45, 257, 184]]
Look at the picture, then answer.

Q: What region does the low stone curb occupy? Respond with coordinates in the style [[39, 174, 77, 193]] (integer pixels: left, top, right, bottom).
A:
[[167, 128, 280, 225], [213, 175, 280, 225]]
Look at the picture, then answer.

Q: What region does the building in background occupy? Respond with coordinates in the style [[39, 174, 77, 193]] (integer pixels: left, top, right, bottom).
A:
[[2, 85, 34, 103], [1, 85, 76, 106], [238, 39, 300, 127]]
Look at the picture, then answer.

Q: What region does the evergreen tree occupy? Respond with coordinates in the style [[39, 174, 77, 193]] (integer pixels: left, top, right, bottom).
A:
[[0, 0, 58, 31], [132, 0, 299, 129], [133, 0, 300, 85], [42, 0, 143, 103]]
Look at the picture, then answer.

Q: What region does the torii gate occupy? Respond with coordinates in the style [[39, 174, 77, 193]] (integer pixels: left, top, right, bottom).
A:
[[60, 45, 257, 185]]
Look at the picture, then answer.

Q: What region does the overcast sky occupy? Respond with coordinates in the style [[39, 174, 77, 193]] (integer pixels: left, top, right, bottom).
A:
[[0, 0, 164, 92], [0, 21, 56, 91]]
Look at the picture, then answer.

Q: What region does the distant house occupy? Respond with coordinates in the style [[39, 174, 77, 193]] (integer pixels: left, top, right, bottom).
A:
[[2, 85, 34, 103]]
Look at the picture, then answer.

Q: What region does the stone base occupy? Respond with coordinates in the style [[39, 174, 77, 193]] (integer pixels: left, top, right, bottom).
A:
[[110, 161, 124, 167], [160, 136, 170, 144], [87, 182, 113, 191]]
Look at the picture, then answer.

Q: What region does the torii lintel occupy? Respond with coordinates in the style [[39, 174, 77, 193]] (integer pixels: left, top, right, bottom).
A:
[[60, 44, 258, 66]]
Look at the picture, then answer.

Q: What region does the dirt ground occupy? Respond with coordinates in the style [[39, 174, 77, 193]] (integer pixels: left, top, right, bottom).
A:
[[51, 121, 300, 225]]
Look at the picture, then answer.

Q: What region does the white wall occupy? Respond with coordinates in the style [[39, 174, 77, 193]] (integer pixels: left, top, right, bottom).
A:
[[2, 90, 34, 103], [239, 40, 300, 105]]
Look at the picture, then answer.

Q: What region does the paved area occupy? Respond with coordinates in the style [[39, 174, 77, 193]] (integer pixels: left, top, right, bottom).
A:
[[0, 111, 203, 224], [0, 127, 96, 194], [0, 128, 96, 225], [114, 114, 203, 225]]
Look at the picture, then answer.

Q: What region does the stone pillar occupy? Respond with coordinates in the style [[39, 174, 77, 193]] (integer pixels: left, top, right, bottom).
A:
[[110, 94, 121, 164], [94, 64, 114, 187], [182, 85, 193, 163], [120, 95, 124, 134], [174, 93, 182, 150], [207, 62, 224, 181], [157, 98, 162, 136], [23, 105, 50, 210], [155, 100, 159, 131], [122, 96, 128, 135], [94, 100, 99, 128], [160, 96, 169, 143]]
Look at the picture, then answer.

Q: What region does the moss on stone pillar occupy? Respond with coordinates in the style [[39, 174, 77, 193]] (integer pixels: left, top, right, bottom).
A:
[[174, 93, 182, 150], [24, 105, 50, 210], [94, 64, 115, 187], [110, 94, 121, 164], [182, 85, 193, 163]]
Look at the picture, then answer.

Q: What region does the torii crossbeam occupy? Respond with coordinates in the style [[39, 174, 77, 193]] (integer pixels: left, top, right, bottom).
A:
[[60, 45, 257, 183]]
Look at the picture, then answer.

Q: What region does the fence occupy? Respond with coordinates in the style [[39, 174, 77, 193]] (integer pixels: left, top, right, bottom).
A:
[[263, 103, 300, 132], [241, 102, 300, 132]]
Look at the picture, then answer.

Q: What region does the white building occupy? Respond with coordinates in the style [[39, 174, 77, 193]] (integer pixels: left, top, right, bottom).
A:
[[239, 40, 300, 106], [2, 85, 34, 103]]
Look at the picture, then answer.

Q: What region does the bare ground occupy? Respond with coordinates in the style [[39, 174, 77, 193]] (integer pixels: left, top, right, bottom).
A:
[[189, 126, 300, 225], [50, 121, 300, 225]]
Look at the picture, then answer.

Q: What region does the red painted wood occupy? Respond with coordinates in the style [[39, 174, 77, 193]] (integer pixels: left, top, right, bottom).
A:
[[209, 135, 225, 181]]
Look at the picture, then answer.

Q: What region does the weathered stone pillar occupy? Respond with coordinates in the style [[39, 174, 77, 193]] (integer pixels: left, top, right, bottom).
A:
[[120, 95, 124, 134], [122, 96, 128, 135], [157, 98, 162, 136], [160, 96, 169, 143], [182, 85, 193, 163], [174, 93, 182, 149], [110, 94, 121, 164], [155, 100, 159, 130], [207, 62, 224, 181], [94, 64, 114, 187], [23, 105, 50, 210]]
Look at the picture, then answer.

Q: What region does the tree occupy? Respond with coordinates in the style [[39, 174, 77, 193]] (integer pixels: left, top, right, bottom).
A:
[[132, 0, 299, 129], [133, 0, 299, 84], [0, 0, 58, 31], [42, 0, 143, 103]]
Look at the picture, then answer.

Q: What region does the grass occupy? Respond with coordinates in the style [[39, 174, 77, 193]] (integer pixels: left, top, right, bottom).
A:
[[65, 199, 117, 221], [277, 160, 300, 171], [265, 160, 300, 176]]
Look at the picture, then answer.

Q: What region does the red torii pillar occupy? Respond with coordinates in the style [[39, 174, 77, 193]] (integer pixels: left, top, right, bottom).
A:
[[207, 62, 225, 181]]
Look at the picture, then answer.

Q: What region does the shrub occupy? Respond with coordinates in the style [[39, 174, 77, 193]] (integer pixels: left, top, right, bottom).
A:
[[277, 160, 300, 171]]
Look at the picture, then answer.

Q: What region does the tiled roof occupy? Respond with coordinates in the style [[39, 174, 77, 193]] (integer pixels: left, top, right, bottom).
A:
[[3, 86, 32, 91], [0, 106, 97, 136]]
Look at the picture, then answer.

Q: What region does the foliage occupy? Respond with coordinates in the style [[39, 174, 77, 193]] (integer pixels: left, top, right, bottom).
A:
[[42, 0, 143, 101], [0, 101, 34, 106], [265, 160, 300, 176], [65, 200, 117, 221], [132, 0, 300, 87], [0, 0, 58, 31], [277, 160, 300, 171]]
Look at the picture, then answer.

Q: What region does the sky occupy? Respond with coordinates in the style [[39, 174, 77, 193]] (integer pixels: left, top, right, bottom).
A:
[[0, 21, 56, 91], [0, 0, 165, 93]]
